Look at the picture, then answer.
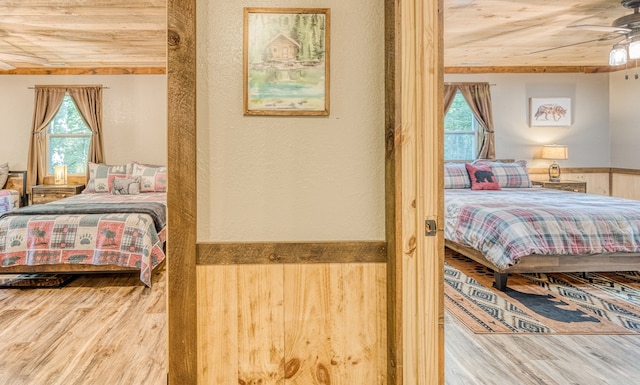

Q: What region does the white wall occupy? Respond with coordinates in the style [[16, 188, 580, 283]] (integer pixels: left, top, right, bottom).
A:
[[0, 75, 167, 171], [609, 71, 640, 169], [197, 0, 386, 241], [445, 73, 611, 169]]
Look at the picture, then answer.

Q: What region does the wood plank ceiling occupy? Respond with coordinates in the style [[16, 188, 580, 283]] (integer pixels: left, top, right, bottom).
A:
[[0, 0, 166, 74], [0, 0, 635, 74], [444, 0, 635, 72]]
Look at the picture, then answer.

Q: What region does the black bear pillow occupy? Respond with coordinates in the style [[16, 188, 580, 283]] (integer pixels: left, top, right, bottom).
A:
[[465, 163, 501, 190]]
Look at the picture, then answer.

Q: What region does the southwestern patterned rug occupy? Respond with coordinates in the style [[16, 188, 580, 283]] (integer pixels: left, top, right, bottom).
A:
[[0, 273, 76, 288], [445, 250, 640, 334]]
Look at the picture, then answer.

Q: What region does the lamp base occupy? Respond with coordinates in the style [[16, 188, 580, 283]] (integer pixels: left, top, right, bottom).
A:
[[548, 162, 561, 182]]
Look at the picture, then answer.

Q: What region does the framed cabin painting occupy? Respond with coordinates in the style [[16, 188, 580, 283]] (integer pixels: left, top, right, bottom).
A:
[[529, 97, 571, 127], [243, 8, 330, 116]]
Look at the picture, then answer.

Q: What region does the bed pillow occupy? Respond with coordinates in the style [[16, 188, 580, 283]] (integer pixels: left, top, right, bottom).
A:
[[488, 160, 532, 188], [126, 161, 164, 177], [111, 176, 141, 195], [130, 163, 167, 192], [444, 163, 471, 189], [465, 163, 501, 190], [84, 163, 128, 193], [0, 162, 8, 189]]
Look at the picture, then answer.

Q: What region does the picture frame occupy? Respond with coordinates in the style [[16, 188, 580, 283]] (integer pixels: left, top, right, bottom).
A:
[[529, 97, 571, 127], [243, 8, 330, 116]]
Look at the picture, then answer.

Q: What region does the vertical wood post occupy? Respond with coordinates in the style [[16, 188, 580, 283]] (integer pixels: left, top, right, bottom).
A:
[[167, 0, 198, 383], [394, 0, 445, 383]]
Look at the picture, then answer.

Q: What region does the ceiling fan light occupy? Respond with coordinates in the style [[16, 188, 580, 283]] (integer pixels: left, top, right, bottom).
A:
[[629, 40, 640, 59], [609, 45, 628, 65]]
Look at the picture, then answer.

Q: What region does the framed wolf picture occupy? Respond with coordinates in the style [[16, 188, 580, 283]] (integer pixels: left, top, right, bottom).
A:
[[243, 8, 330, 116], [529, 97, 571, 127]]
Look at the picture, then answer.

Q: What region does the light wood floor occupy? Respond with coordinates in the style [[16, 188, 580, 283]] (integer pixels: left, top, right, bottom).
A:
[[445, 311, 640, 384], [0, 268, 167, 385], [2, 268, 639, 385]]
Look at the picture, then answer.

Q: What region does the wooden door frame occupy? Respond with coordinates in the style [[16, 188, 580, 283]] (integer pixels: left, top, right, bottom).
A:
[[166, 0, 443, 383]]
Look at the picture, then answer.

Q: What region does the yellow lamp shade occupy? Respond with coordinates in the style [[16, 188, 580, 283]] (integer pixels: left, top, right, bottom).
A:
[[541, 144, 568, 160]]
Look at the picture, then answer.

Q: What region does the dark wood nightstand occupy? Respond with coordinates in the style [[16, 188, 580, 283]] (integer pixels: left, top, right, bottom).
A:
[[532, 180, 586, 193], [31, 184, 85, 205]]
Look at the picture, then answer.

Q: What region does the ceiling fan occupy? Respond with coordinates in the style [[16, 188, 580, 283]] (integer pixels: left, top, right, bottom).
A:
[[0, 52, 49, 70], [568, 0, 640, 34], [528, 0, 640, 64]]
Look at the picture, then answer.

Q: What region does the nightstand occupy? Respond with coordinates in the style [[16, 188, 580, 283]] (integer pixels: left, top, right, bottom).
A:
[[31, 184, 85, 205], [532, 180, 586, 193]]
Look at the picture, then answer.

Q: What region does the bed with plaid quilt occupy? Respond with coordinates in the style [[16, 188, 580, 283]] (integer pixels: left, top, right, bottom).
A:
[[0, 189, 19, 215], [0, 192, 166, 286], [445, 188, 640, 269]]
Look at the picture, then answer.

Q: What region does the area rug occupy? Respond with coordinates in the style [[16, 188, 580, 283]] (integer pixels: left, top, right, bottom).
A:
[[444, 250, 640, 334], [0, 273, 76, 288]]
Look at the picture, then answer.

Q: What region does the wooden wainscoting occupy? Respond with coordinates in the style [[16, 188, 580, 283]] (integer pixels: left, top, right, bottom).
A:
[[529, 167, 640, 200], [196, 242, 387, 384], [529, 167, 610, 196], [611, 168, 640, 201]]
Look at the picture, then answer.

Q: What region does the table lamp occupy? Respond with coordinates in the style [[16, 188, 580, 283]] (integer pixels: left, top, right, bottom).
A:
[[54, 165, 68, 185], [541, 144, 568, 182]]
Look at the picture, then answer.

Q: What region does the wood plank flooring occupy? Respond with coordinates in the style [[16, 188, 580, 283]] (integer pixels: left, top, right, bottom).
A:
[[1, 267, 639, 384], [0, 268, 166, 385], [445, 311, 640, 385]]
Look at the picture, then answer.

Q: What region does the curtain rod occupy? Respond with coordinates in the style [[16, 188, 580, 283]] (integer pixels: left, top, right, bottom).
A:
[[444, 82, 496, 86], [27, 85, 109, 89]]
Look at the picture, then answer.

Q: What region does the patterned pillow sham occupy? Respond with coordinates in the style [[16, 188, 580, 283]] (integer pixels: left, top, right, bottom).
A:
[[84, 163, 128, 193], [111, 176, 141, 195], [126, 161, 164, 177], [465, 163, 501, 190], [130, 163, 167, 192], [487, 160, 532, 188], [444, 163, 471, 189]]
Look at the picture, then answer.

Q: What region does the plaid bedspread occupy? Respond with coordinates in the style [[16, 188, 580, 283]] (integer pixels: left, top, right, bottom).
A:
[[445, 188, 640, 269], [0, 189, 19, 215], [0, 192, 166, 286]]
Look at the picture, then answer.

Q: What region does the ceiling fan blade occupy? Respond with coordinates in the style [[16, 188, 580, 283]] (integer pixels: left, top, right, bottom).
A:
[[567, 24, 631, 34], [0, 61, 16, 70], [0, 53, 48, 66], [526, 35, 622, 55]]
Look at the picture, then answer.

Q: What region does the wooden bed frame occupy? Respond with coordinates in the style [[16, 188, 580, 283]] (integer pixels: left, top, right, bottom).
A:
[[445, 239, 640, 291], [0, 259, 166, 285]]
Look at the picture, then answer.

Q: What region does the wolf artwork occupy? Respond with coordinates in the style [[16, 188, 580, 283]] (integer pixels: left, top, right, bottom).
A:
[[534, 104, 567, 121]]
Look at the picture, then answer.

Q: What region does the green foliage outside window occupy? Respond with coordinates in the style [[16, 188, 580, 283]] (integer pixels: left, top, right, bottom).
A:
[[47, 94, 91, 175], [444, 92, 478, 160]]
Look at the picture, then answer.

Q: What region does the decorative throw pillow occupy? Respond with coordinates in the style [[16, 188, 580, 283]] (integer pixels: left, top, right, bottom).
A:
[[0, 162, 8, 189], [111, 176, 141, 195], [488, 160, 532, 188], [130, 163, 167, 192], [444, 163, 471, 189], [84, 163, 128, 193], [126, 161, 164, 177], [465, 163, 501, 190]]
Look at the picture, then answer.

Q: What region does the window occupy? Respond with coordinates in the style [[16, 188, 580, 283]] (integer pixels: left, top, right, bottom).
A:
[[444, 91, 479, 160], [46, 94, 92, 175]]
